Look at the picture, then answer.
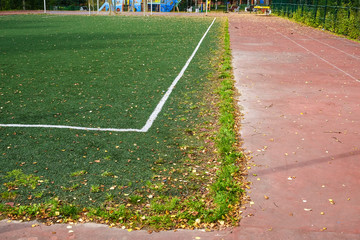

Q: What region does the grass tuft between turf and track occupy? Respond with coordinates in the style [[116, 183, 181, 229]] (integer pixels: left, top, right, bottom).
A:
[[0, 15, 246, 230]]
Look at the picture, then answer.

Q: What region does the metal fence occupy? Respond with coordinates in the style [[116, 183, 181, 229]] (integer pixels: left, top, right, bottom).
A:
[[271, 0, 360, 39]]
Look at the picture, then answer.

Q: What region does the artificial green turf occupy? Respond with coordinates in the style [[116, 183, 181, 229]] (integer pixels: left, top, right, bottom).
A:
[[0, 15, 221, 207], [1, 15, 213, 129]]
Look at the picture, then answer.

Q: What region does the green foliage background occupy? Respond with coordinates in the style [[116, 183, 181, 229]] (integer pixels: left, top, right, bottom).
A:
[[0, 0, 88, 10], [272, 0, 360, 40]]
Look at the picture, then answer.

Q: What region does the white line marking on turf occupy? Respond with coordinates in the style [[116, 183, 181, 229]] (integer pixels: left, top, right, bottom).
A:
[[141, 17, 217, 132], [279, 33, 360, 83], [0, 124, 144, 132], [0, 18, 217, 133]]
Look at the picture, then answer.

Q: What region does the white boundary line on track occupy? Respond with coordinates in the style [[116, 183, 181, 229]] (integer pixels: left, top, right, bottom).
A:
[[279, 32, 360, 83], [304, 35, 360, 61], [0, 17, 217, 133]]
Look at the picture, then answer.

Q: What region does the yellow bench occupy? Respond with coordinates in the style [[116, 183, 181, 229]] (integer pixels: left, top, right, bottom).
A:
[[253, 6, 271, 15]]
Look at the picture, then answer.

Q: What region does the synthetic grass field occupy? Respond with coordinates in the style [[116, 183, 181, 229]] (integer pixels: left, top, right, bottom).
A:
[[1, 15, 215, 129], [0, 15, 243, 229]]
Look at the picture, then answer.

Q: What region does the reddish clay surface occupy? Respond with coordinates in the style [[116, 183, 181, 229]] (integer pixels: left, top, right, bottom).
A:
[[229, 14, 360, 239], [1, 13, 360, 239]]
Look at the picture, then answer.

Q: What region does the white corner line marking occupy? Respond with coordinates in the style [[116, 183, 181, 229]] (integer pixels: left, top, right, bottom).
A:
[[0, 18, 217, 133], [279, 32, 360, 83]]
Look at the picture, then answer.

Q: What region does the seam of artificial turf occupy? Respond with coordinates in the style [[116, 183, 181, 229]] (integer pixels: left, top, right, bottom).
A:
[[0, 17, 246, 231]]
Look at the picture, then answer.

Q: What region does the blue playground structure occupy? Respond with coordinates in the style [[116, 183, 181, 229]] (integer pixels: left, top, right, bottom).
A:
[[99, 0, 178, 12], [160, 0, 177, 12]]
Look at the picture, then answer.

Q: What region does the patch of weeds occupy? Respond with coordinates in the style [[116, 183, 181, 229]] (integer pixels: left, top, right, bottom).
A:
[[101, 171, 114, 177], [63, 184, 80, 192], [34, 192, 43, 199], [0, 169, 46, 202], [59, 204, 80, 219], [105, 193, 115, 202], [147, 214, 175, 230], [210, 18, 245, 224], [1, 191, 17, 200], [4, 169, 40, 190], [70, 170, 87, 177], [150, 197, 181, 213], [128, 195, 143, 204], [90, 185, 100, 193], [154, 158, 166, 165]]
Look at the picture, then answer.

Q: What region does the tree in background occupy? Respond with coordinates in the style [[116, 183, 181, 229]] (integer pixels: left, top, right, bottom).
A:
[[0, 0, 87, 10]]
